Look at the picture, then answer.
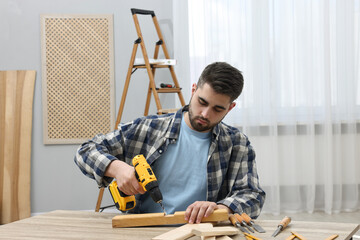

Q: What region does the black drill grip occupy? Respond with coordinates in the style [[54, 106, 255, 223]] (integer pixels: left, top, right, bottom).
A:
[[145, 181, 163, 203], [131, 8, 155, 17], [118, 188, 130, 197]]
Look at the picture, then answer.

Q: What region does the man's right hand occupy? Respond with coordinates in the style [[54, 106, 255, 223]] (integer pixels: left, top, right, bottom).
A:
[[105, 160, 145, 196]]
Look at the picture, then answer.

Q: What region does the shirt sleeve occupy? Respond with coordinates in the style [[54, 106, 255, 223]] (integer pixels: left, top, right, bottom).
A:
[[74, 125, 130, 188], [217, 137, 266, 219]]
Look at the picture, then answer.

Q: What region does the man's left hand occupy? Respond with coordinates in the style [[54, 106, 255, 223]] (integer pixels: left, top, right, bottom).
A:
[[184, 201, 231, 224]]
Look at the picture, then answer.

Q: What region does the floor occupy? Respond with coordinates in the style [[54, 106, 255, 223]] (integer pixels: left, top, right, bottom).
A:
[[258, 210, 360, 238]]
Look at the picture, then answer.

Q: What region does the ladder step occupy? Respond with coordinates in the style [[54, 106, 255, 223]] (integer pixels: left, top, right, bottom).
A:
[[157, 108, 179, 114], [134, 58, 176, 65], [155, 88, 182, 93], [133, 65, 170, 69]]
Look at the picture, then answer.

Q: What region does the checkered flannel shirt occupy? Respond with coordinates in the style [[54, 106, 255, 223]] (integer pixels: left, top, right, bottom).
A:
[[74, 106, 265, 218]]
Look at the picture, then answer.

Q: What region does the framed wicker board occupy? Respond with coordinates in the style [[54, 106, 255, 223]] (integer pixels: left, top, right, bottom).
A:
[[40, 14, 115, 144]]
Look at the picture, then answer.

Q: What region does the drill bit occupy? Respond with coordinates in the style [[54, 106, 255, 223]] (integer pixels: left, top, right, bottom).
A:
[[159, 201, 167, 215]]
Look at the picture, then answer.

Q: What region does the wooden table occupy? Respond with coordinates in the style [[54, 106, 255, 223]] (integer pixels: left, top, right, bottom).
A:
[[0, 210, 358, 240]]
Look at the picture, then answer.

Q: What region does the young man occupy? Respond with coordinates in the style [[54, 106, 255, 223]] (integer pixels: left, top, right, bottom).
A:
[[75, 62, 265, 224]]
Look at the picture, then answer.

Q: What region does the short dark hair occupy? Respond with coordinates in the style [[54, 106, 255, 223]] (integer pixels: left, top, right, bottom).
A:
[[197, 62, 244, 102]]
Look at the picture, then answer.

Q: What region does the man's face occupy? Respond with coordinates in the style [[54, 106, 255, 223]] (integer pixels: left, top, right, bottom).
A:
[[186, 83, 236, 132]]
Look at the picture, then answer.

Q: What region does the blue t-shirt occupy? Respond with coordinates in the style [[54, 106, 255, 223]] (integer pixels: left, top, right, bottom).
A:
[[139, 115, 211, 214]]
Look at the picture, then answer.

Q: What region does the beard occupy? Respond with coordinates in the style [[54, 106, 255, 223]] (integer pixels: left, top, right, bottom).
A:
[[188, 104, 217, 132]]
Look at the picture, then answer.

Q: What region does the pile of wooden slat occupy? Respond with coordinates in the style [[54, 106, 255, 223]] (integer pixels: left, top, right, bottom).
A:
[[152, 223, 239, 240]]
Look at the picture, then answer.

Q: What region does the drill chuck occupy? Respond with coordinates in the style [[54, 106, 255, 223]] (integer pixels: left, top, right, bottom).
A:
[[145, 181, 163, 203]]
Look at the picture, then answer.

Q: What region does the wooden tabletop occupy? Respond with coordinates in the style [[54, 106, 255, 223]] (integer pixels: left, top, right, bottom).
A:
[[0, 210, 358, 240]]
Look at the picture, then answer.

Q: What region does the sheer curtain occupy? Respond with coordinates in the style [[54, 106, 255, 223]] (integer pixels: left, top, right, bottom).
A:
[[174, 0, 360, 214]]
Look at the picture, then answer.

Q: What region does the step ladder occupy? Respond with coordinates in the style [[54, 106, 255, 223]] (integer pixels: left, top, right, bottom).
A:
[[95, 8, 185, 212], [116, 8, 186, 124]]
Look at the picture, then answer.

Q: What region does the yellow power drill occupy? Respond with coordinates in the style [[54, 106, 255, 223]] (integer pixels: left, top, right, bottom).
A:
[[108, 154, 166, 213]]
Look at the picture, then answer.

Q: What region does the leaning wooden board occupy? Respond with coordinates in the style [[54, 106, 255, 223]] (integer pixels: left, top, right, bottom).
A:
[[112, 209, 229, 228], [0, 70, 36, 224]]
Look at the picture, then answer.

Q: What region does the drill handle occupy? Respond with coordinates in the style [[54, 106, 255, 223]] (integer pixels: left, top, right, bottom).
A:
[[134, 170, 140, 182], [118, 188, 130, 197]]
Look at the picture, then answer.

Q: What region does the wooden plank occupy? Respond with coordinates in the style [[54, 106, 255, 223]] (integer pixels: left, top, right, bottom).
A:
[[0, 70, 36, 224], [324, 234, 339, 240], [285, 235, 296, 240], [192, 226, 239, 237], [216, 236, 234, 240], [152, 223, 213, 240], [202, 236, 216, 240], [112, 209, 229, 228], [291, 231, 307, 240], [17, 71, 36, 220], [244, 232, 262, 240]]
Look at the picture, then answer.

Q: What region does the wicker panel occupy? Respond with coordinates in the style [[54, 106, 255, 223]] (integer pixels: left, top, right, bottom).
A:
[[41, 15, 115, 144]]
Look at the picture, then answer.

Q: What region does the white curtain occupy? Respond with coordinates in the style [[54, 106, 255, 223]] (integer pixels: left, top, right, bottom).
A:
[[174, 0, 360, 214]]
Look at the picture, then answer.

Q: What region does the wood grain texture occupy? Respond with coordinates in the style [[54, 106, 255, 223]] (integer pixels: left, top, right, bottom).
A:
[[291, 231, 307, 240], [0, 210, 358, 240], [202, 236, 216, 240], [0, 70, 36, 224], [112, 209, 229, 228], [244, 232, 262, 240], [216, 236, 234, 240], [324, 234, 339, 240], [192, 226, 239, 237], [285, 235, 296, 240]]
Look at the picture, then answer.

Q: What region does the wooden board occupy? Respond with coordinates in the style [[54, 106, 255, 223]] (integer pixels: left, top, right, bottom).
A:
[[112, 209, 229, 228], [40, 14, 115, 144], [152, 223, 214, 240], [216, 236, 233, 240], [192, 226, 239, 237], [0, 70, 36, 224], [202, 237, 216, 240]]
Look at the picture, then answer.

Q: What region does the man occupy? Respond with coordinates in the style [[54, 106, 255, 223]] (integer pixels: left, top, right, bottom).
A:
[[75, 62, 265, 224]]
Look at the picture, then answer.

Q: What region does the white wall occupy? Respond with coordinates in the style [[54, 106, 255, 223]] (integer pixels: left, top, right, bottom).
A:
[[0, 0, 187, 213]]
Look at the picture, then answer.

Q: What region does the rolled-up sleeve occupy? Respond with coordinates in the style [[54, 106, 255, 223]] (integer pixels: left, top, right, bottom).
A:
[[74, 130, 126, 187]]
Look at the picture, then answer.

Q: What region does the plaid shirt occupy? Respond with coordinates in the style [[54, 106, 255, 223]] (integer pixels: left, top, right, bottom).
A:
[[74, 106, 265, 218]]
